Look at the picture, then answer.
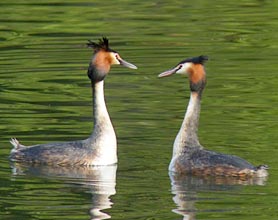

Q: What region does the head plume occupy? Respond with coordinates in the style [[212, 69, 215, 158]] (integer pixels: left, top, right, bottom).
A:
[[87, 37, 111, 52], [180, 55, 209, 65]]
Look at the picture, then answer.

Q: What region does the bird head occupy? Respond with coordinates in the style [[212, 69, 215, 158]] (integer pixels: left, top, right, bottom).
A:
[[158, 55, 208, 92], [87, 37, 137, 82]]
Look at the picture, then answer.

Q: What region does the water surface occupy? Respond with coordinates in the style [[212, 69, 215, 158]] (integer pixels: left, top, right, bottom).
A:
[[1, 1, 278, 219]]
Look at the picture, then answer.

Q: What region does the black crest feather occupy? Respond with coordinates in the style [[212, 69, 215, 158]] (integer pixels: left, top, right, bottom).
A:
[[87, 37, 110, 52], [179, 55, 209, 65]]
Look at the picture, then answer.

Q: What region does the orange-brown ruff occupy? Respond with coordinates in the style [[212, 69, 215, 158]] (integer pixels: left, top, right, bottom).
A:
[[9, 37, 137, 166], [158, 55, 268, 178]]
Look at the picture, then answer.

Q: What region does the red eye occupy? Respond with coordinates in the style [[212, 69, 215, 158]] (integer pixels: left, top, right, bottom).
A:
[[177, 64, 183, 70]]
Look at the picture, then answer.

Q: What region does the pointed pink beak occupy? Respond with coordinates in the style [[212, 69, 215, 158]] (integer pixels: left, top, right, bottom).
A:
[[158, 67, 178, 78], [118, 57, 138, 69]]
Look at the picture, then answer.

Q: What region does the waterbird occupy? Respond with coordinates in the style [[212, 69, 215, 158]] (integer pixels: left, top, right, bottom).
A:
[[158, 55, 268, 178], [9, 37, 137, 166]]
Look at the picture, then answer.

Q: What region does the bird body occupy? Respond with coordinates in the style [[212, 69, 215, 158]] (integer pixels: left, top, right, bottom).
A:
[[10, 37, 137, 166], [159, 56, 268, 178]]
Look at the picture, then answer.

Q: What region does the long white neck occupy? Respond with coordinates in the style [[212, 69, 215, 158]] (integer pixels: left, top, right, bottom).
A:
[[172, 92, 202, 157], [87, 80, 117, 165]]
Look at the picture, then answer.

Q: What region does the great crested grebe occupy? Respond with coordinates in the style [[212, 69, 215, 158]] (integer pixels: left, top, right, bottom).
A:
[[158, 55, 268, 178], [9, 37, 137, 166]]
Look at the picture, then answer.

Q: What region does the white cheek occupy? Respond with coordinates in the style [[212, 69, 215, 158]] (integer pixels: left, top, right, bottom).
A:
[[111, 54, 120, 65], [176, 63, 192, 74], [113, 57, 120, 65]]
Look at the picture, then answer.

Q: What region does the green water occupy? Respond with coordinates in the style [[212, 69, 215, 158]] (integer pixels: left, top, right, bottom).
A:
[[1, 0, 278, 219]]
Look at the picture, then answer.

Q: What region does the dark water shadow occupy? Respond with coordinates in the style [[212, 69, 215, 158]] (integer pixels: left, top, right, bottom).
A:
[[169, 172, 268, 220], [10, 163, 117, 220]]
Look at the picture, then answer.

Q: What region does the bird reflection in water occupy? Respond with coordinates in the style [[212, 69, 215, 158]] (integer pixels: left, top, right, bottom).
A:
[[11, 163, 117, 220], [169, 172, 268, 220]]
